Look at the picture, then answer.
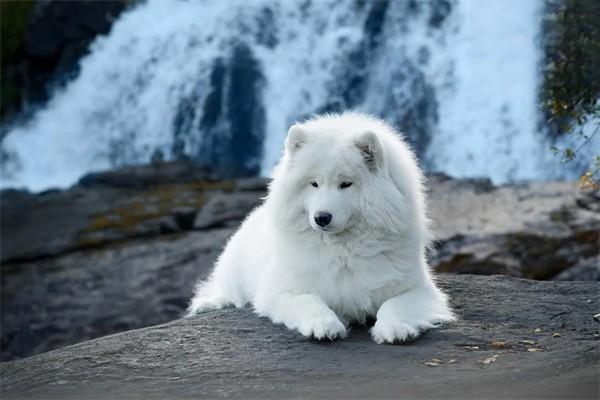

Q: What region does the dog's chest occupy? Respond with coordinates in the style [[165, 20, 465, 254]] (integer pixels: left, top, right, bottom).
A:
[[314, 252, 403, 319]]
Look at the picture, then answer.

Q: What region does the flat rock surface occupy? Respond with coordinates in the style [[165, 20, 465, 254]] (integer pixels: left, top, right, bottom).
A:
[[2, 275, 599, 399]]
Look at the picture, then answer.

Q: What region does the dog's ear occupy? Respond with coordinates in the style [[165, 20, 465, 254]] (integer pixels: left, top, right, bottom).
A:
[[355, 131, 383, 171], [285, 124, 307, 154]]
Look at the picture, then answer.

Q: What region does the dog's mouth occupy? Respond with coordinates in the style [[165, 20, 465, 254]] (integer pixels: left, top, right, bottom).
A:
[[312, 225, 343, 234]]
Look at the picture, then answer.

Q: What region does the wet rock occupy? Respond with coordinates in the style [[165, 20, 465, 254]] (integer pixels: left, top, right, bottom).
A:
[[576, 190, 600, 213], [172, 207, 199, 230], [1, 0, 129, 119], [235, 177, 269, 192], [193, 191, 262, 229], [172, 41, 267, 177], [77, 160, 216, 188], [1, 275, 598, 399], [363, 0, 390, 49], [553, 256, 600, 281], [195, 42, 266, 177], [1, 161, 266, 263], [427, 176, 599, 280]]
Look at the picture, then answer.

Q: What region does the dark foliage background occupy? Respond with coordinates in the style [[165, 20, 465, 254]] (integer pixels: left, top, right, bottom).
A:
[[542, 0, 600, 187]]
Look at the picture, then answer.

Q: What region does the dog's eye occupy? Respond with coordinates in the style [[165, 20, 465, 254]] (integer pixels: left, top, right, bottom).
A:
[[339, 181, 353, 189], [310, 181, 319, 188]]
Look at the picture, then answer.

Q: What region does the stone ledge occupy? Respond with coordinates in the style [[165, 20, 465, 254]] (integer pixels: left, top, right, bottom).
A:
[[2, 275, 598, 399]]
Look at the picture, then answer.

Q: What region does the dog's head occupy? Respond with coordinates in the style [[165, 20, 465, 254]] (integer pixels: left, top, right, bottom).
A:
[[269, 116, 392, 235]]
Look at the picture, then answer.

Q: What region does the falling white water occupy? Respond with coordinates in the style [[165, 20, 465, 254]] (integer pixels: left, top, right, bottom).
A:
[[1, 0, 235, 190], [0, 0, 582, 192], [427, 0, 548, 182]]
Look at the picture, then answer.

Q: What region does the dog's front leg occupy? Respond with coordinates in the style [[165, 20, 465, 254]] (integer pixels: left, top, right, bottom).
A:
[[255, 293, 347, 340], [371, 283, 455, 344]]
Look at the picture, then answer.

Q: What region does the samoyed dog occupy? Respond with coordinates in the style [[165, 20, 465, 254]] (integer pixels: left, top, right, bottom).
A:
[[187, 112, 454, 343]]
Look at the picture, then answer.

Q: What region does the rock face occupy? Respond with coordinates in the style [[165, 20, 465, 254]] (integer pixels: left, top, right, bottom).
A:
[[1, 162, 264, 361], [193, 42, 266, 177], [427, 174, 600, 281], [1, 163, 598, 362], [1, 275, 598, 399], [1, 0, 129, 120], [0, 230, 231, 361], [0, 161, 263, 263]]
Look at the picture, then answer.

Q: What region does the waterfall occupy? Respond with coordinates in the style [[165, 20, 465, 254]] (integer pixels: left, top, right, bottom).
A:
[[1, 0, 582, 192]]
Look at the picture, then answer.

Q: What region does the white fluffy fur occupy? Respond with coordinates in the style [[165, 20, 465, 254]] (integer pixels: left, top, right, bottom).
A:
[[187, 112, 454, 343]]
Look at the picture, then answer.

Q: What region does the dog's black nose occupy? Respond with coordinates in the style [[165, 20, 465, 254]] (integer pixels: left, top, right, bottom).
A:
[[314, 211, 332, 227]]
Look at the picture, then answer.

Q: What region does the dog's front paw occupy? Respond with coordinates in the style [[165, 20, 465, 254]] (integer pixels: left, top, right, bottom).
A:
[[370, 318, 421, 344], [186, 295, 229, 317], [298, 312, 347, 340]]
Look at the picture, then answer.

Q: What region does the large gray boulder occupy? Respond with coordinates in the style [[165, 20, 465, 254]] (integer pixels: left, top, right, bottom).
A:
[[427, 174, 599, 280], [1, 275, 598, 399]]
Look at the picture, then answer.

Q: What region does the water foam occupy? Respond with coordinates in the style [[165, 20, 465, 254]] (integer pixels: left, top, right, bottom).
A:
[[3, 0, 579, 192]]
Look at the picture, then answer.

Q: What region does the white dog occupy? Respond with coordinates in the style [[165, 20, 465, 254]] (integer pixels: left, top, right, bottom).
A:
[[187, 112, 454, 343]]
